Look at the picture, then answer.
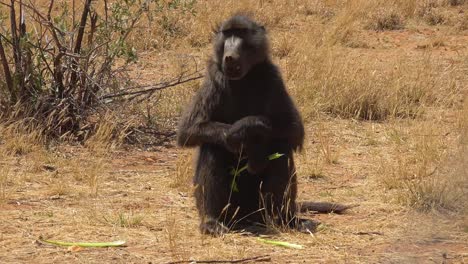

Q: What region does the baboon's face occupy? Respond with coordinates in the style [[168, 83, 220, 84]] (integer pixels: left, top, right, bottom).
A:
[[215, 16, 269, 80]]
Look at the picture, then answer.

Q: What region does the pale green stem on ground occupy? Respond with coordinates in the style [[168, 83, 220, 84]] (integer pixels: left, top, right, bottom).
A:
[[40, 238, 126, 248], [257, 238, 304, 249]]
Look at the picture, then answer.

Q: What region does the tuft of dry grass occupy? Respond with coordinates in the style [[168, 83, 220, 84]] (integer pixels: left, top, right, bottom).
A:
[[165, 209, 189, 261], [379, 116, 466, 212], [0, 121, 45, 156], [456, 12, 468, 31], [102, 211, 145, 228], [296, 148, 326, 182], [83, 112, 130, 154], [170, 149, 194, 192], [317, 124, 340, 165], [272, 33, 296, 59], [0, 167, 11, 202], [423, 8, 447, 25], [366, 7, 405, 31]]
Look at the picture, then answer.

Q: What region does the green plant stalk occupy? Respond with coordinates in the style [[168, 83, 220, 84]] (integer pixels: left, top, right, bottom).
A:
[[257, 238, 303, 249], [40, 238, 126, 248]]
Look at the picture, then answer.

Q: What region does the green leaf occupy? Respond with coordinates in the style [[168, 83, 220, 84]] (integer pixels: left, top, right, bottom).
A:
[[257, 238, 303, 249], [268, 152, 284, 160], [40, 238, 126, 248]]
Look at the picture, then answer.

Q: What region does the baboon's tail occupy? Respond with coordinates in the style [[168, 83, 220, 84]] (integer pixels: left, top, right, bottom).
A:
[[298, 201, 356, 214]]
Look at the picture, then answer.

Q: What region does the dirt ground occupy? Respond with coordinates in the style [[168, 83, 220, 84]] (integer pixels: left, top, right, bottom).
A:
[[1, 118, 467, 263], [1, 1, 468, 264]]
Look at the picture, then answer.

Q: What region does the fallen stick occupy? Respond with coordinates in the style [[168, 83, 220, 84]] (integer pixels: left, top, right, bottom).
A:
[[166, 255, 271, 264]]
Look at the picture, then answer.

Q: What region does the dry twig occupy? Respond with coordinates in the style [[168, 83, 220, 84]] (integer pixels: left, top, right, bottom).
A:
[[166, 255, 271, 264]]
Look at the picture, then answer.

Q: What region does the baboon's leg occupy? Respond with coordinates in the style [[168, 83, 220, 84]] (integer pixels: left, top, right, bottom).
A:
[[259, 153, 297, 226], [194, 144, 236, 235]]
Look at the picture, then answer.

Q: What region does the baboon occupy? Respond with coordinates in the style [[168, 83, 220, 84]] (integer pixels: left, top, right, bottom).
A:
[[177, 14, 349, 236]]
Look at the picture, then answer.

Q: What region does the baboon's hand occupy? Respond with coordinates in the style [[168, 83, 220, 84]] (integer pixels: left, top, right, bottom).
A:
[[225, 116, 271, 153]]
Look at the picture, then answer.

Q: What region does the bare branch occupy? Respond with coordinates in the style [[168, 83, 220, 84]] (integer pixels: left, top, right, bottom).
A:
[[67, 0, 92, 96], [0, 1, 12, 8], [0, 35, 14, 101], [100, 71, 204, 101], [10, 0, 20, 70]]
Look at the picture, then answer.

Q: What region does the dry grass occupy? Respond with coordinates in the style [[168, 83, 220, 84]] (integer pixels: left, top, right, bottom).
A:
[[170, 149, 194, 192], [1, 0, 468, 263], [0, 166, 11, 202], [102, 211, 146, 228], [366, 7, 405, 31], [0, 121, 45, 156], [83, 112, 130, 153], [289, 49, 462, 121], [379, 120, 465, 211]]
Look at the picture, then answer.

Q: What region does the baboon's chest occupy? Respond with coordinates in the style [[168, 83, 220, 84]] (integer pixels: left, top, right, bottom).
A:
[[223, 88, 268, 123]]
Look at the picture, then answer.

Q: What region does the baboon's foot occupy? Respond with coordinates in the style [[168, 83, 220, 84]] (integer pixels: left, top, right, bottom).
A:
[[200, 218, 229, 236]]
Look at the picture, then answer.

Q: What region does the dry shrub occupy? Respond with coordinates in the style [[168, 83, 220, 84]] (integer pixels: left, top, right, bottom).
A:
[[423, 8, 447, 25]]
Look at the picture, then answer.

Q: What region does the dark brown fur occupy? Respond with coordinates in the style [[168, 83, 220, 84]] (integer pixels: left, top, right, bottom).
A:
[[177, 15, 351, 236]]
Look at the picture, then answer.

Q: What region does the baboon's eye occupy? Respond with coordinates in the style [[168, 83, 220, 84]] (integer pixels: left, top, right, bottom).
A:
[[243, 42, 257, 52], [222, 28, 248, 37]]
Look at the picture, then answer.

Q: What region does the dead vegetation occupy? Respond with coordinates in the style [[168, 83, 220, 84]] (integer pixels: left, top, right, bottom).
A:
[[0, 0, 467, 263]]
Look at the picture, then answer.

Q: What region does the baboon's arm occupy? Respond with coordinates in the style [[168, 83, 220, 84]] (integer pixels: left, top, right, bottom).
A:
[[177, 120, 230, 148], [177, 79, 230, 148], [267, 83, 305, 151]]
